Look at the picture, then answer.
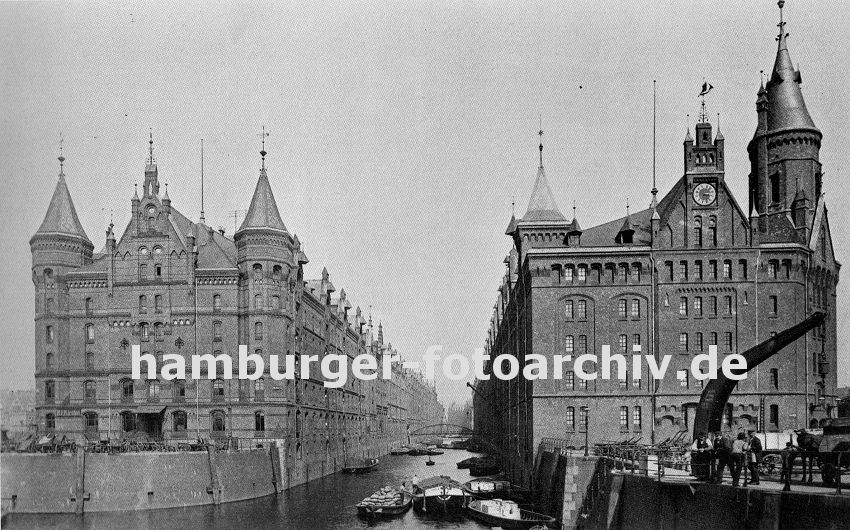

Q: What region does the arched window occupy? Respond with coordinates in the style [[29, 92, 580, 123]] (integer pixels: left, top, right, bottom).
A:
[[254, 322, 263, 340], [84, 380, 96, 402], [255, 411, 266, 432], [212, 379, 225, 400], [154, 294, 162, 312], [273, 265, 282, 280], [86, 351, 95, 369], [140, 322, 150, 341], [708, 216, 717, 246], [85, 324, 95, 343], [255, 377, 265, 399], [121, 411, 136, 432], [45, 352, 53, 370], [45, 325, 54, 344], [154, 322, 164, 341], [254, 294, 263, 309], [148, 381, 160, 400], [45, 413, 55, 430], [272, 295, 280, 309], [173, 411, 187, 432], [693, 216, 702, 247], [211, 410, 226, 432], [213, 294, 221, 312], [121, 378, 134, 401], [139, 295, 147, 312], [84, 411, 99, 432], [44, 380, 55, 401], [173, 380, 186, 399], [253, 263, 263, 280]]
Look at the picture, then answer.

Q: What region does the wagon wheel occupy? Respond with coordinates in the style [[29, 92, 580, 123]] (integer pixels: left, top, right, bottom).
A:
[[759, 454, 781, 476], [821, 462, 837, 487]]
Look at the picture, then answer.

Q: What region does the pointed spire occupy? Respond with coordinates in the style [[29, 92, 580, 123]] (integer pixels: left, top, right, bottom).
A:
[[522, 129, 566, 222], [236, 141, 288, 234], [34, 148, 91, 243], [377, 321, 384, 345], [163, 182, 171, 202], [765, 1, 818, 131], [568, 200, 582, 234], [132, 183, 139, 202], [199, 138, 206, 223], [715, 113, 724, 140]]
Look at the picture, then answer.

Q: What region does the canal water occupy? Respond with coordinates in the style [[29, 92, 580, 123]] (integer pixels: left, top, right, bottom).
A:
[[6, 449, 493, 529]]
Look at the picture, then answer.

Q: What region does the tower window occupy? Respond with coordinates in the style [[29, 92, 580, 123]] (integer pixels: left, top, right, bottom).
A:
[[154, 294, 162, 313], [769, 404, 779, 426], [255, 411, 266, 432], [679, 297, 688, 316], [45, 352, 53, 370], [45, 325, 54, 344], [770, 174, 781, 204], [85, 324, 95, 343], [45, 380, 55, 400], [45, 413, 55, 430], [770, 368, 779, 390], [213, 294, 221, 312], [254, 321, 263, 340]]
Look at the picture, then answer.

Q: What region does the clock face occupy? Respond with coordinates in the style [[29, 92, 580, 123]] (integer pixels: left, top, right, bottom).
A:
[[148, 206, 157, 215], [693, 183, 717, 206]]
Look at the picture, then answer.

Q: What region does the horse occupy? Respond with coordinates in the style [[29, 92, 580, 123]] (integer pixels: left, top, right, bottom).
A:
[[794, 429, 823, 483]]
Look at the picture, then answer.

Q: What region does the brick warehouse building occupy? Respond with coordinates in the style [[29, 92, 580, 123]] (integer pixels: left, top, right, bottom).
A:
[[473, 8, 839, 487], [30, 135, 443, 466]]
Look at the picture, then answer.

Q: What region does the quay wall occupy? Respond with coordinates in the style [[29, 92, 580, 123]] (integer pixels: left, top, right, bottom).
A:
[[2, 436, 401, 514], [1, 447, 276, 514]]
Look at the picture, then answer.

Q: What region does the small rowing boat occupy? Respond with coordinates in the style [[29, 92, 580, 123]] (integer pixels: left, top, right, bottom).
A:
[[342, 457, 379, 473], [356, 487, 413, 517], [464, 479, 529, 500], [466, 499, 556, 529]]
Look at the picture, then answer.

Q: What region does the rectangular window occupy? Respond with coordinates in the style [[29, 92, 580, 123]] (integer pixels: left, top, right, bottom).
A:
[[566, 407, 575, 431], [618, 334, 627, 354], [769, 404, 779, 426], [709, 260, 717, 280], [618, 265, 628, 283], [665, 261, 674, 281], [619, 371, 628, 389], [739, 259, 748, 280], [620, 406, 629, 430], [139, 295, 147, 313], [679, 297, 688, 316], [632, 334, 641, 347], [579, 378, 588, 390], [579, 407, 588, 431], [679, 332, 689, 352], [631, 299, 640, 318], [577, 266, 587, 282], [565, 371, 575, 391], [632, 406, 642, 430], [680, 261, 688, 280], [725, 296, 733, 315], [710, 332, 718, 347], [770, 368, 779, 390], [632, 372, 642, 389], [578, 335, 588, 354], [677, 369, 689, 388], [564, 267, 574, 282], [695, 332, 703, 351], [725, 332, 733, 352], [770, 174, 781, 203], [154, 294, 162, 313], [769, 295, 778, 315], [618, 299, 627, 319], [768, 261, 777, 279], [577, 300, 587, 320], [632, 265, 641, 282], [45, 325, 54, 344], [723, 260, 732, 279], [695, 261, 703, 280], [710, 296, 718, 316], [139, 264, 147, 281], [565, 300, 574, 319], [213, 321, 222, 341], [565, 335, 574, 354], [694, 297, 703, 317]]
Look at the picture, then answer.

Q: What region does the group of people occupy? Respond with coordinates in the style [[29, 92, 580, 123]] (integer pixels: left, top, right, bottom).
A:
[[691, 430, 780, 487]]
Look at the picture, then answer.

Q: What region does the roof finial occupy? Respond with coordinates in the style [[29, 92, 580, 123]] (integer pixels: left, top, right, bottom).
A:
[[760, 69, 765, 89], [147, 129, 155, 164], [652, 80, 657, 196], [572, 200, 577, 220], [626, 197, 630, 217], [258, 125, 269, 171], [200, 139, 206, 223], [538, 116, 544, 168], [511, 196, 515, 216], [777, 1, 788, 46], [58, 132, 65, 177]]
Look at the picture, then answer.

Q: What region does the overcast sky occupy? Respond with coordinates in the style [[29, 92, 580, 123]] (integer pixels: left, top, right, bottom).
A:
[[1, 1, 847, 405]]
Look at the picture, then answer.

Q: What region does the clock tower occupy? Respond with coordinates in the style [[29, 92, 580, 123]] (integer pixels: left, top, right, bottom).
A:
[[684, 117, 724, 211]]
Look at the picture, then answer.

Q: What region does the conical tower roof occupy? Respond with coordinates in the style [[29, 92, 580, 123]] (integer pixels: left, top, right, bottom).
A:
[[237, 167, 287, 234], [34, 173, 91, 243], [765, 8, 818, 132], [523, 165, 565, 222]]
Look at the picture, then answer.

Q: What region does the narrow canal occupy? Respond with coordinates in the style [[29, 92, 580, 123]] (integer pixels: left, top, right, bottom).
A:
[[6, 449, 493, 529]]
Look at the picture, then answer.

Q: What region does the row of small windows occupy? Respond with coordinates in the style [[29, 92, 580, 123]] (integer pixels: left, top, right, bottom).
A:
[[565, 334, 641, 355], [559, 370, 643, 392], [678, 295, 734, 317], [678, 332, 734, 353], [665, 259, 743, 282], [563, 406, 642, 432], [44, 410, 266, 433], [554, 264, 643, 284]]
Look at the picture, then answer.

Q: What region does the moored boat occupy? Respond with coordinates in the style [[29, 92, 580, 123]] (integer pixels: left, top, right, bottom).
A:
[[412, 476, 471, 513], [356, 487, 413, 517], [390, 446, 411, 455], [342, 457, 379, 473], [466, 499, 556, 529], [464, 479, 530, 500]]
